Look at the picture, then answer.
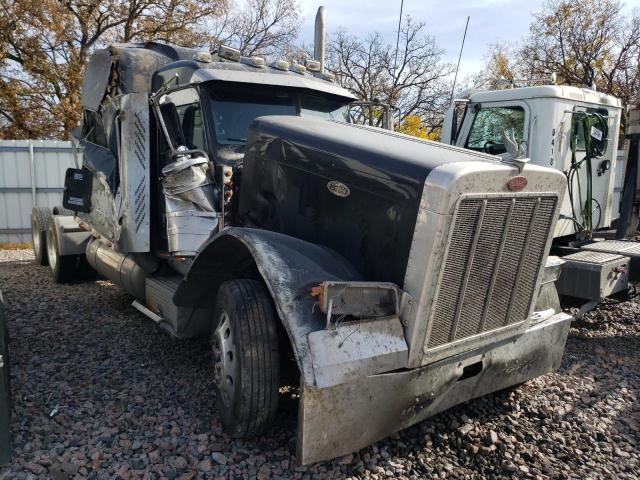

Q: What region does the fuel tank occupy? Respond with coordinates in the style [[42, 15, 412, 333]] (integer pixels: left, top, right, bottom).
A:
[[239, 116, 499, 285]]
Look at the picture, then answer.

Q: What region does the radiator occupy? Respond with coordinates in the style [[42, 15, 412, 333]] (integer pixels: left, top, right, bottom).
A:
[[425, 194, 558, 350]]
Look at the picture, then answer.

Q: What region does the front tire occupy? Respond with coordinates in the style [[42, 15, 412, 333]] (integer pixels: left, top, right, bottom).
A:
[[212, 280, 280, 438], [31, 207, 52, 266], [45, 217, 79, 283]]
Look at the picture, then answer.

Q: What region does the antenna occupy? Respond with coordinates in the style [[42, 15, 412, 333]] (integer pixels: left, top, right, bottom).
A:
[[392, 0, 405, 75], [450, 16, 470, 104]]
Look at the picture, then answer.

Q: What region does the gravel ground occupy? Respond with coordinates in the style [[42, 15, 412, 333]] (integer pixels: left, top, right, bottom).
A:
[[0, 248, 638, 479]]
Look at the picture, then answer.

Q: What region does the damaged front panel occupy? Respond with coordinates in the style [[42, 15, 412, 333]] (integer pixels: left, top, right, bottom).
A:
[[297, 312, 572, 465], [161, 155, 219, 255]]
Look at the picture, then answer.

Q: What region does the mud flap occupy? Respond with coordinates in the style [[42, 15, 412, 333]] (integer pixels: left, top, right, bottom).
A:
[[296, 312, 572, 465], [0, 292, 11, 465]]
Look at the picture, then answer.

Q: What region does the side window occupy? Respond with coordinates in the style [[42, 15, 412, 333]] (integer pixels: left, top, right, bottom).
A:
[[176, 102, 205, 150], [465, 106, 525, 151], [160, 89, 206, 151]]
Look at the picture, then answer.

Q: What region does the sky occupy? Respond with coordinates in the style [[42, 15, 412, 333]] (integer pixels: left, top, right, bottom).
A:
[[297, 0, 640, 80]]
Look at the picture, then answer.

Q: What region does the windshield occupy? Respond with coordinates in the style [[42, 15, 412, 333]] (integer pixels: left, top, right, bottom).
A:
[[206, 85, 297, 144], [203, 84, 350, 145], [301, 94, 349, 122], [465, 105, 525, 153]]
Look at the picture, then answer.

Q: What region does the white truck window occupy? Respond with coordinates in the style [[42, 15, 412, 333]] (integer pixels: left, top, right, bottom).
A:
[[465, 106, 525, 153]]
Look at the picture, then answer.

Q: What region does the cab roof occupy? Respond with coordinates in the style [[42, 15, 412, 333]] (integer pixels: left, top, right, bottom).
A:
[[464, 85, 621, 109], [192, 62, 356, 100], [82, 41, 355, 111]]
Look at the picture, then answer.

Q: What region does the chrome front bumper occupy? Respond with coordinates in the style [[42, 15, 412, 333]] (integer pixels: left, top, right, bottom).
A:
[[296, 312, 572, 465]]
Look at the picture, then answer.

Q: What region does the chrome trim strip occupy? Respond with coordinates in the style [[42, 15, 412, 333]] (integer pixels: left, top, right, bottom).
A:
[[449, 199, 486, 341], [479, 197, 515, 333], [505, 197, 541, 324]]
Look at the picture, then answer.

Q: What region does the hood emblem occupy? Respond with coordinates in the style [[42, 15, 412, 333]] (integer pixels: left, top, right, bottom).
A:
[[327, 181, 350, 198], [507, 176, 528, 191]]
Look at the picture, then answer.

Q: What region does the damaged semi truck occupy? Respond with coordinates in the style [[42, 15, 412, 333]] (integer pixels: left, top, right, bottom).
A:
[[30, 40, 573, 464]]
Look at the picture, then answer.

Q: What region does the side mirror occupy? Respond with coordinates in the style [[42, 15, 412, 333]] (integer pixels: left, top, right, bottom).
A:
[[62, 168, 92, 213]]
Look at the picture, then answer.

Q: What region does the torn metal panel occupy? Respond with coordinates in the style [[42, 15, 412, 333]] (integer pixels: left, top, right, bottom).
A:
[[161, 154, 219, 255], [78, 171, 120, 242], [81, 49, 113, 111], [297, 312, 572, 465], [308, 316, 408, 388], [174, 227, 363, 386]]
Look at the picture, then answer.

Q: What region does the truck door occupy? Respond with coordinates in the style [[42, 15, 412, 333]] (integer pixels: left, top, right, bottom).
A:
[[0, 291, 11, 465]]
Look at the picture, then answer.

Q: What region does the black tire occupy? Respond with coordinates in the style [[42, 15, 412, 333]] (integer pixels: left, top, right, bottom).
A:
[[211, 280, 280, 438], [0, 291, 12, 465], [45, 216, 80, 283], [31, 207, 52, 266]]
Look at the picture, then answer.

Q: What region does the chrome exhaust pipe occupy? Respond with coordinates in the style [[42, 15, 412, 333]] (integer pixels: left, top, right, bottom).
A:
[[314, 6, 326, 73], [85, 239, 147, 300]]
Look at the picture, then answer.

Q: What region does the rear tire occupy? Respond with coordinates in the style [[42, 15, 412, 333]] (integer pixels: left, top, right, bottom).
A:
[[45, 216, 79, 283], [31, 207, 52, 266], [0, 291, 11, 464], [212, 280, 280, 438]]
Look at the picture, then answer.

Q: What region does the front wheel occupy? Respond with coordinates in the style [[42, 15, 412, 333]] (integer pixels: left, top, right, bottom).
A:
[[212, 279, 280, 438]]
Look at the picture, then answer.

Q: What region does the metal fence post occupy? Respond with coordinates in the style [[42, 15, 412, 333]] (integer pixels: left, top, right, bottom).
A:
[[28, 141, 36, 208]]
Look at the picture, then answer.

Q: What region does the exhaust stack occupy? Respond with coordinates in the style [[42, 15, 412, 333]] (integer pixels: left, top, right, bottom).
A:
[[314, 6, 326, 72]]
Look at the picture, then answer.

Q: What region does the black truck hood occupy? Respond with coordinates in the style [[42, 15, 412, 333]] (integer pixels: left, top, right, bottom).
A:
[[239, 116, 499, 286]]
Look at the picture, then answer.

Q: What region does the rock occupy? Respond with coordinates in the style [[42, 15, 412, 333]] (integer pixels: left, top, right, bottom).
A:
[[197, 459, 212, 472], [174, 456, 188, 469], [614, 448, 630, 458], [211, 452, 228, 465]]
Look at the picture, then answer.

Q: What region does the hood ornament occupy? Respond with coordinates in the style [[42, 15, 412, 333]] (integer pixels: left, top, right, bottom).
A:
[[502, 128, 529, 174]]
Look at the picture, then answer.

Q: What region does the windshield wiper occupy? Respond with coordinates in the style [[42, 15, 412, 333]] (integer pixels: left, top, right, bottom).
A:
[[226, 137, 246, 142]]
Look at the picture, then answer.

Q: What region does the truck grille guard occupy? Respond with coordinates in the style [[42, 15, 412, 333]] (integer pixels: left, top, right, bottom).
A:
[[425, 194, 558, 352]]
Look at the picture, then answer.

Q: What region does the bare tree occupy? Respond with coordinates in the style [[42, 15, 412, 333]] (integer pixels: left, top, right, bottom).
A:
[[211, 0, 301, 58], [0, 0, 226, 139], [327, 17, 453, 135]]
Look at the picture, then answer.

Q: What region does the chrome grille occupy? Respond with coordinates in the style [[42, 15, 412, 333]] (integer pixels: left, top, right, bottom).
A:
[[425, 195, 557, 350]]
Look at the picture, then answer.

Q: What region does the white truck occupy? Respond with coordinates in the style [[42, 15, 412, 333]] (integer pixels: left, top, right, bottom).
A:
[[441, 85, 640, 314]]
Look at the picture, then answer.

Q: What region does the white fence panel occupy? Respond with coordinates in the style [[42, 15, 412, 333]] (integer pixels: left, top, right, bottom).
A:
[[0, 140, 77, 243]]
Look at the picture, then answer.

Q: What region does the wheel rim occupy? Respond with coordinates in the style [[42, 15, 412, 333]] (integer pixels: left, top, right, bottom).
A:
[[46, 226, 57, 272], [212, 311, 237, 408], [31, 215, 41, 256]]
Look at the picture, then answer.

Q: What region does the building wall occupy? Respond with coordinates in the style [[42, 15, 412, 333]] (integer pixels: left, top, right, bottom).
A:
[[0, 140, 77, 243]]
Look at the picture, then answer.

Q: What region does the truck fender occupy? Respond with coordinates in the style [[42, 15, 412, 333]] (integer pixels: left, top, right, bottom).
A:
[[52, 215, 92, 256], [173, 227, 362, 385]]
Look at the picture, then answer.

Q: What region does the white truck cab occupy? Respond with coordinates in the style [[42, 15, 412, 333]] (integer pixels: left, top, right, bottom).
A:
[[442, 85, 622, 239]]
